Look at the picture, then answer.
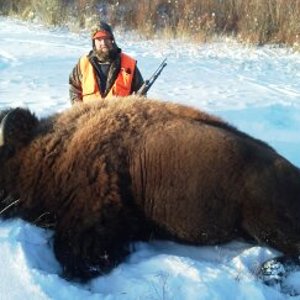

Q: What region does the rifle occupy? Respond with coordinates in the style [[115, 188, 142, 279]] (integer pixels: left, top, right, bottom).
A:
[[137, 58, 167, 96]]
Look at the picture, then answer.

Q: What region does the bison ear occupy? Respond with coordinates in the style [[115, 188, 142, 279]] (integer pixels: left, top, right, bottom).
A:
[[0, 108, 39, 149]]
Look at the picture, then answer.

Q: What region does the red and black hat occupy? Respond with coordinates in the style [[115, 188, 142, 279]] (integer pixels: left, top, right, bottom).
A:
[[91, 21, 115, 40]]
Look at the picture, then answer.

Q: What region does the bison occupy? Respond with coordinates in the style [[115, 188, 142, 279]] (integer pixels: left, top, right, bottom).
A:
[[0, 96, 300, 282]]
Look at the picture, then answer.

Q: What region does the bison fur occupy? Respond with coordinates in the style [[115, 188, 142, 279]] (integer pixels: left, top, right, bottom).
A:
[[0, 96, 300, 281]]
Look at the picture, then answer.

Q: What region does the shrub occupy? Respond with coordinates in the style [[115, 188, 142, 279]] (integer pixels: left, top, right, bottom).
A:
[[0, 0, 299, 47]]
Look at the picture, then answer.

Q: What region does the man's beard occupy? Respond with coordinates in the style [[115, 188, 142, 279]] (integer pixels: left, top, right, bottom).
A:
[[94, 46, 119, 63]]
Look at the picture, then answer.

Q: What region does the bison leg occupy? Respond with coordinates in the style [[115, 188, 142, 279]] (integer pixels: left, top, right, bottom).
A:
[[53, 226, 131, 281], [52, 204, 140, 281], [240, 160, 300, 294], [242, 206, 300, 255], [241, 160, 300, 256]]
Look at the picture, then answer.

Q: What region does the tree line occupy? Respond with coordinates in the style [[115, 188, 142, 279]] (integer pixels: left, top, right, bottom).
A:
[[0, 0, 299, 47]]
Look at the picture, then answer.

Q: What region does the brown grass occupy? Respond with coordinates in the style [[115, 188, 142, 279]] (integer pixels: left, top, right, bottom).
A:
[[0, 0, 299, 47]]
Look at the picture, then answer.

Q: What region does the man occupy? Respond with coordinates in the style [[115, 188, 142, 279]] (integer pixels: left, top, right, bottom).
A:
[[69, 21, 144, 104]]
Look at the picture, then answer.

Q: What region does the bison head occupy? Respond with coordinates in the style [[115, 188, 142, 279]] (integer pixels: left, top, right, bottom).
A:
[[0, 108, 38, 218], [0, 107, 38, 149]]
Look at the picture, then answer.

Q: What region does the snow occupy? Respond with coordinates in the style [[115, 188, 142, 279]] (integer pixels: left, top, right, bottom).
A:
[[0, 17, 300, 299]]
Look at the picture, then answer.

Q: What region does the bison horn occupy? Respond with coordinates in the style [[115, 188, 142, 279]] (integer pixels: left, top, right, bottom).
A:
[[0, 111, 11, 146], [0, 126, 3, 146], [0, 109, 19, 147]]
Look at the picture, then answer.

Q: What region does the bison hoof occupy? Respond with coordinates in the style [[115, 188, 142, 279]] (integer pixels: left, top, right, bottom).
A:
[[259, 255, 300, 296]]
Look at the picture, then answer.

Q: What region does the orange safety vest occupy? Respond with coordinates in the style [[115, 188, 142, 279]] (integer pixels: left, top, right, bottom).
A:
[[79, 53, 136, 102]]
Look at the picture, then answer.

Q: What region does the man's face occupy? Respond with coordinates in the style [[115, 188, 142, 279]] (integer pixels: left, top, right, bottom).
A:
[[94, 37, 114, 54]]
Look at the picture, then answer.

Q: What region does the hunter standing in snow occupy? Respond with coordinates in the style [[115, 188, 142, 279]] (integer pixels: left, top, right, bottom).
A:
[[69, 21, 144, 104]]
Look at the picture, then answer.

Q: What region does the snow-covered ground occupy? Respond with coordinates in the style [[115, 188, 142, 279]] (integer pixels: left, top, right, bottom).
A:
[[0, 17, 300, 299]]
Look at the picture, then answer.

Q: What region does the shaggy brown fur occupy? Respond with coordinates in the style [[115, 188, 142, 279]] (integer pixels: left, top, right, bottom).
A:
[[1, 96, 300, 280]]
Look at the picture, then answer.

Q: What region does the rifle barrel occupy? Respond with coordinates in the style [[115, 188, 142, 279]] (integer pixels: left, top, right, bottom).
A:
[[137, 58, 167, 95]]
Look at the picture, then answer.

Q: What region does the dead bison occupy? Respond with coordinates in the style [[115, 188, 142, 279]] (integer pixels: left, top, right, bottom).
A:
[[0, 96, 300, 281]]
